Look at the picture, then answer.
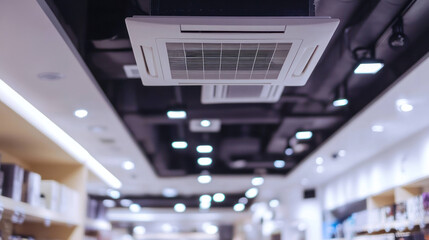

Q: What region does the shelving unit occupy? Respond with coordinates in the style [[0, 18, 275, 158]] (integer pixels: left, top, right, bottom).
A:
[[0, 101, 88, 239], [327, 177, 429, 240]]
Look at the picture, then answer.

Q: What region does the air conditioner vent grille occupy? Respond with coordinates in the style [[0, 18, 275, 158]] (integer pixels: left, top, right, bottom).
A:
[[166, 42, 291, 80]]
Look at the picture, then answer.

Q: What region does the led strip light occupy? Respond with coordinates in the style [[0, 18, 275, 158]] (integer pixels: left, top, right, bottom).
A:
[[0, 79, 122, 189]]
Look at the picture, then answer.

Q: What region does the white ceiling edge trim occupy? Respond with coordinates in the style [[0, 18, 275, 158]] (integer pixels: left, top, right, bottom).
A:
[[0, 79, 122, 189]]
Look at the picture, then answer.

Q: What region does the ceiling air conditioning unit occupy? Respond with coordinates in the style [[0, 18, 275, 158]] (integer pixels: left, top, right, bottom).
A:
[[201, 85, 284, 104], [125, 17, 339, 86]]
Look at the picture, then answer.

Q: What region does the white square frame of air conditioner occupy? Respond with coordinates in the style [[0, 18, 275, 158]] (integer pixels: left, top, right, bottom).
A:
[[201, 85, 284, 104], [125, 17, 339, 86]]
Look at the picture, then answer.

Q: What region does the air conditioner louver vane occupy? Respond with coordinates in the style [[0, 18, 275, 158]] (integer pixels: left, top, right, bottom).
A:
[[125, 17, 339, 86]]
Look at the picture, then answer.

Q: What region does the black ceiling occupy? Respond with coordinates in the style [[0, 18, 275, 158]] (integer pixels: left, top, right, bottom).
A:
[[48, 0, 429, 178]]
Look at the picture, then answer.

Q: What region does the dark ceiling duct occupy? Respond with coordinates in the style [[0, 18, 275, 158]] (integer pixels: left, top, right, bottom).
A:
[[298, 0, 413, 103]]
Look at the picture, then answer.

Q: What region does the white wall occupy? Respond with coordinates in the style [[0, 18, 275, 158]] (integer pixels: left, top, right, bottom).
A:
[[279, 186, 324, 240], [322, 126, 429, 210]]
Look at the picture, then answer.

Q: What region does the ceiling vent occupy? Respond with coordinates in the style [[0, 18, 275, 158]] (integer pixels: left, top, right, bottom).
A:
[[201, 85, 283, 104], [125, 17, 339, 86]]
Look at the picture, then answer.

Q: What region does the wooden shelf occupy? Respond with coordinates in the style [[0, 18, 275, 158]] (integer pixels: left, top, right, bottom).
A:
[[0, 195, 79, 226]]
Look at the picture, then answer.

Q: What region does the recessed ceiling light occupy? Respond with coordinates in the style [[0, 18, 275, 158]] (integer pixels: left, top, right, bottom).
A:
[[162, 223, 173, 233], [202, 223, 218, 235], [167, 110, 187, 119], [354, 60, 384, 74], [245, 188, 258, 199], [200, 120, 211, 127], [371, 125, 384, 133], [133, 226, 146, 235], [274, 160, 286, 168], [239, 197, 248, 204], [199, 194, 212, 202], [200, 201, 211, 210], [171, 141, 188, 149], [102, 199, 116, 208], [396, 99, 413, 112], [233, 203, 245, 212], [174, 203, 186, 213], [198, 174, 212, 184], [196, 145, 213, 153], [74, 109, 88, 118], [296, 131, 313, 140], [120, 199, 133, 207], [122, 160, 135, 170], [129, 203, 141, 213], [198, 157, 212, 166], [213, 193, 225, 202], [315, 157, 324, 165], [332, 98, 348, 107], [107, 189, 121, 199], [269, 199, 280, 208], [284, 147, 294, 156], [251, 177, 264, 186], [162, 188, 179, 198], [316, 165, 324, 174], [338, 149, 346, 157]]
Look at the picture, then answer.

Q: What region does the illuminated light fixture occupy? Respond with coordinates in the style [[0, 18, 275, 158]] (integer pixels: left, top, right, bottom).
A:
[[338, 149, 346, 157], [245, 188, 258, 199], [162, 223, 173, 233], [316, 165, 324, 173], [122, 160, 135, 170], [0, 79, 121, 189], [120, 199, 133, 207], [200, 201, 211, 210], [107, 189, 121, 199], [274, 160, 286, 168], [129, 203, 141, 213], [269, 199, 280, 208], [251, 177, 264, 186], [133, 226, 146, 235], [354, 59, 384, 74], [284, 147, 294, 156], [162, 188, 179, 198], [200, 120, 211, 127], [372, 125, 384, 133], [197, 145, 213, 153], [333, 98, 348, 107], [233, 203, 245, 212], [198, 157, 212, 166], [171, 141, 188, 149], [174, 203, 186, 213], [213, 193, 225, 203], [333, 82, 348, 107], [202, 223, 218, 235], [199, 194, 212, 203], [396, 99, 413, 112], [198, 172, 212, 184], [74, 109, 88, 118], [315, 157, 324, 165], [102, 199, 116, 208], [239, 197, 248, 204], [296, 131, 313, 140], [167, 110, 187, 119]]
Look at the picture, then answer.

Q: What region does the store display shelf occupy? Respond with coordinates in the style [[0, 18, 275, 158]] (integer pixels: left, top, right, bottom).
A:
[[354, 216, 429, 234], [0, 195, 79, 226], [85, 218, 112, 231]]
